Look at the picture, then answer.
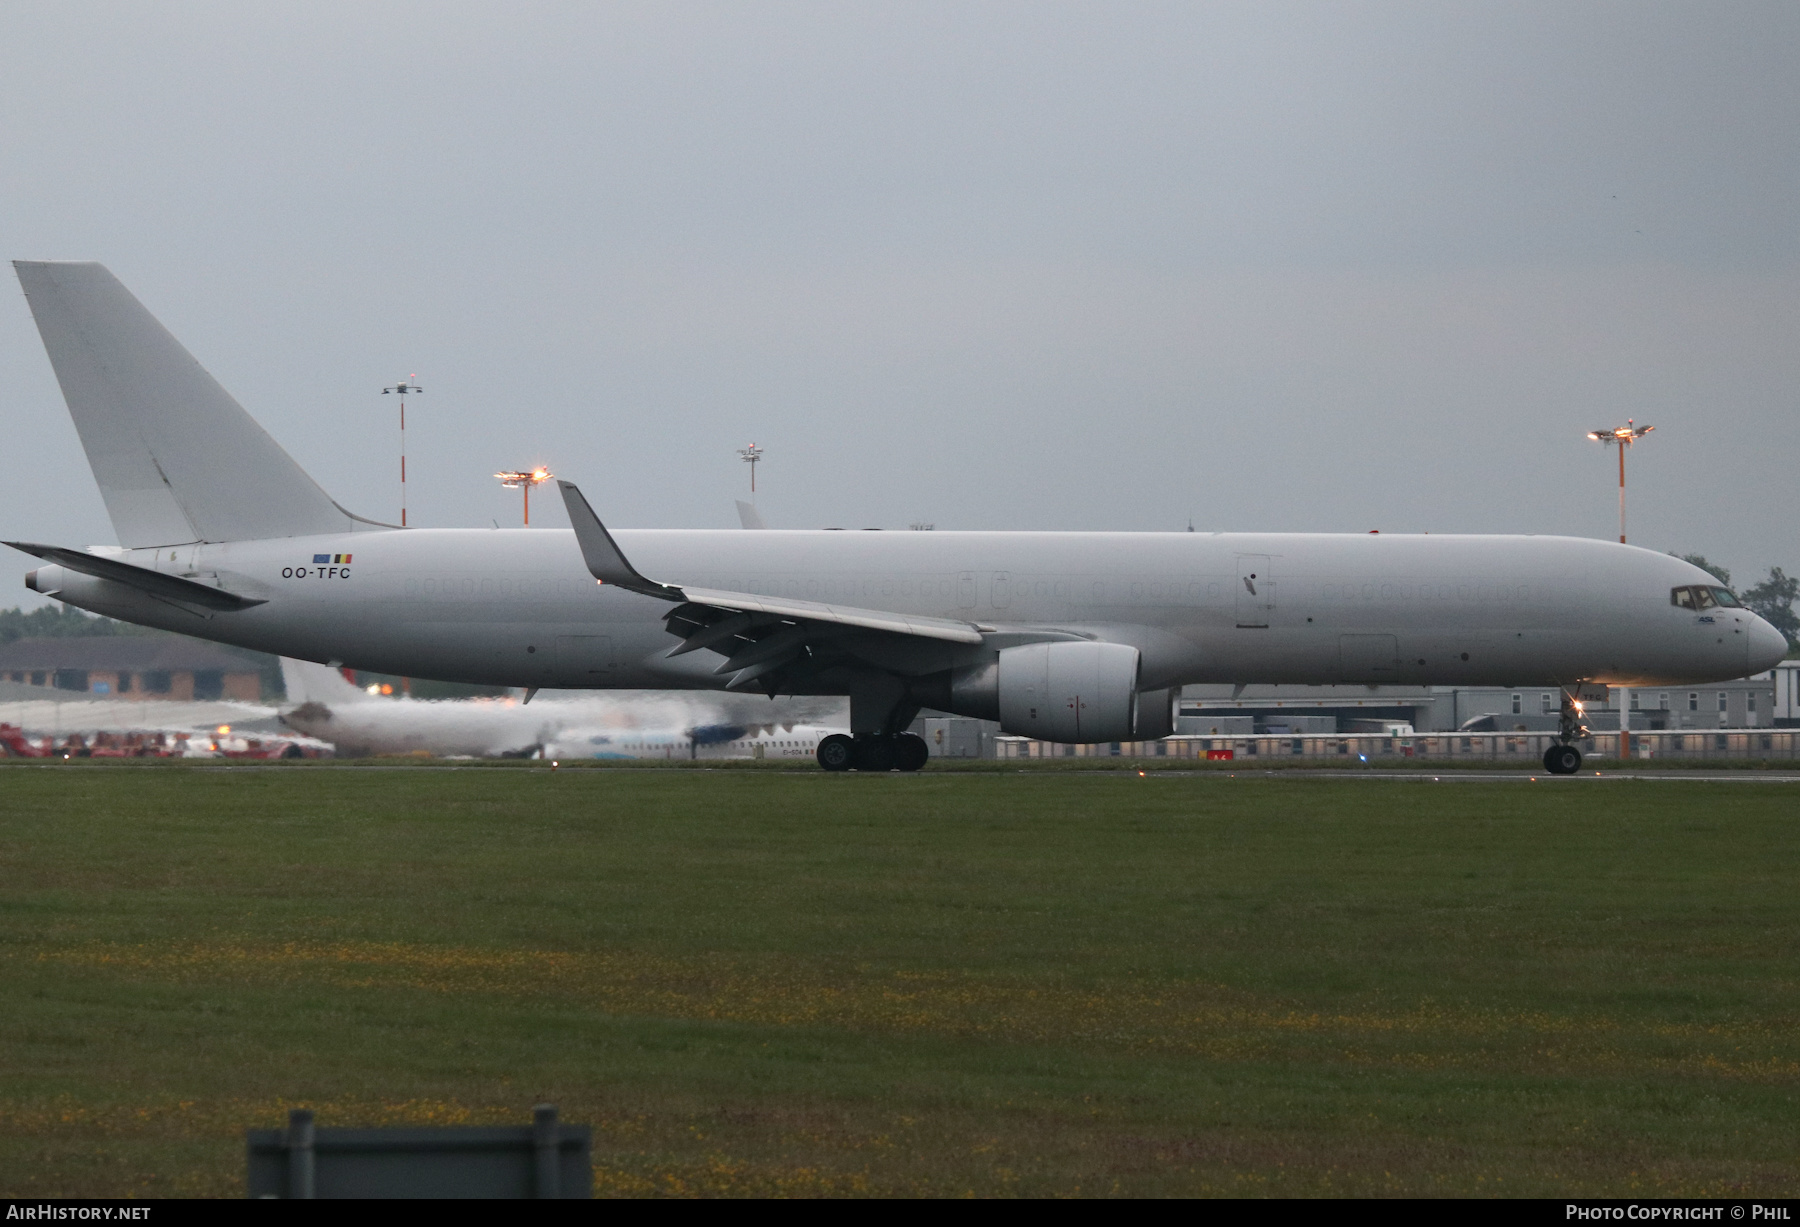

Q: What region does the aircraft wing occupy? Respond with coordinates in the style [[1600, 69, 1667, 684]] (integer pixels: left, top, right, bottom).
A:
[[560, 481, 986, 691], [673, 587, 984, 644]]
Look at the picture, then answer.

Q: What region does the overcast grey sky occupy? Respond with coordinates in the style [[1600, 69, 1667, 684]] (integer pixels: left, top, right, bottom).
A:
[[3, 2, 1795, 599]]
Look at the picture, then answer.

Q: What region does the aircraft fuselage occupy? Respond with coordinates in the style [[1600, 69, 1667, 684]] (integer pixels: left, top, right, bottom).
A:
[[38, 527, 1773, 691]]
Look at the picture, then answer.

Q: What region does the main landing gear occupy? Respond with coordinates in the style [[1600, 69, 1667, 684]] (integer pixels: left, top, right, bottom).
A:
[[1542, 743, 1583, 775], [1541, 688, 1590, 775], [817, 732, 930, 773]]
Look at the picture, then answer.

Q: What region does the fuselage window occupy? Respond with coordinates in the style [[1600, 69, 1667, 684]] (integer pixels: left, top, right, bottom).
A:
[[1695, 587, 1716, 610], [1672, 587, 1695, 608]]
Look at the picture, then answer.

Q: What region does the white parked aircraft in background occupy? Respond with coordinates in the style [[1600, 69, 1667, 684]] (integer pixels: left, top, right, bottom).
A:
[[8, 263, 1787, 775], [277, 657, 842, 760], [0, 681, 324, 759]]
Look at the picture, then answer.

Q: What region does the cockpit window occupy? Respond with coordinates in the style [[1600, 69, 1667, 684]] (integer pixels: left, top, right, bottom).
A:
[[1672, 584, 1742, 610]]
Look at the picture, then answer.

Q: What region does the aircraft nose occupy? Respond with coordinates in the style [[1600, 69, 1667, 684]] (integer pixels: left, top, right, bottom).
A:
[[1749, 616, 1790, 673]]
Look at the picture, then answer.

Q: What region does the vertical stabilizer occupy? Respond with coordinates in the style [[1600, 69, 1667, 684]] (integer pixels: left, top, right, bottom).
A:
[[279, 658, 372, 706], [14, 261, 366, 547]]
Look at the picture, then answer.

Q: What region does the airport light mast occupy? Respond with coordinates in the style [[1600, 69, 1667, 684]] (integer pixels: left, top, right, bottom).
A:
[[1586, 420, 1654, 544], [737, 443, 764, 495], [382, 378, 422, 527], [1587, 419, 1654, 761], [495, 466, 553, 526]]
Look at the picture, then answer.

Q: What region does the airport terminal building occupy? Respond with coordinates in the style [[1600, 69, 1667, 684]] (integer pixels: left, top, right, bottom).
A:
[[0, 636, 263, 702], [916, 660, 1799, 762], [1176, 672, 1786, 734]]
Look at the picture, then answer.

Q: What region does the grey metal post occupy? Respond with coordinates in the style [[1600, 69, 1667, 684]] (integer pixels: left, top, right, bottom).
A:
[[286, 1109, 316, 1199], [532, 1104, 559, 1199]]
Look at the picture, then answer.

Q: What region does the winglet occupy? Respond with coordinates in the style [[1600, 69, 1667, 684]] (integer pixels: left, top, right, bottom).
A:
[[557, 481, 686, 601]]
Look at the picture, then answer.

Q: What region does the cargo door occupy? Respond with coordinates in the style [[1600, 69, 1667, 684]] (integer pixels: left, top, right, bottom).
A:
[[1235, 555, 1274, 628], [554, 635, 615, 686], [1339, 634, 1399, 682]]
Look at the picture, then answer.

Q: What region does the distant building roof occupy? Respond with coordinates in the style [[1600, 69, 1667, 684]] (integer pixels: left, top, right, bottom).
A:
[[0, 636, 260, 673]]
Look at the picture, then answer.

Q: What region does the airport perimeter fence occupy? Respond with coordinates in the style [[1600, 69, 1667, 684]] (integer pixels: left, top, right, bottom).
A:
[[993, 729, 1800, 763]]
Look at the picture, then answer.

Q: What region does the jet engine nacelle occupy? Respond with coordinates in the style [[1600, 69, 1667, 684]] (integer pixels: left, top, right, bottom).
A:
[[1133, 686, 1177, 740], [947, 641, 1167, 743]]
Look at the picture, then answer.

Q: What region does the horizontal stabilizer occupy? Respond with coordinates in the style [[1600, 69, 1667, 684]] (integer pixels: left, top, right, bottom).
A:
[[6, 541, 266, 610]]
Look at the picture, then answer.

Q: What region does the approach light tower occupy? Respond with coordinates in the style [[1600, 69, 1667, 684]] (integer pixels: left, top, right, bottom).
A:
[[382, 378, 422, 527], [1586, 420, 1654, 544], [737, 443, 764, 495], [495, 466, 553, 526]]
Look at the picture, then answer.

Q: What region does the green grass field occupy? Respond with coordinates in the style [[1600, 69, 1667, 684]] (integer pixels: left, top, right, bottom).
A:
[[1, 764, 1796, 1197]]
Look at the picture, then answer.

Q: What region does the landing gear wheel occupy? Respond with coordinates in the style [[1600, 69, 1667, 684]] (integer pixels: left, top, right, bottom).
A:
[[1543, 744, 1582, 775], [895, 732, 929, 772], [817, 734, 856, 772], [855, 736, 898, 772]]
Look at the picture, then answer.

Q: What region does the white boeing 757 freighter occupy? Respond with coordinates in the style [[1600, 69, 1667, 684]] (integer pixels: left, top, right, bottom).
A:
[[7, 262, 1786, 773]]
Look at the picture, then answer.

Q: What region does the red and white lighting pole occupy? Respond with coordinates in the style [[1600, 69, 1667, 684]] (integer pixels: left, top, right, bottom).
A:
[[1586, 419, 1654, 545], [383, 378, 423, 527]]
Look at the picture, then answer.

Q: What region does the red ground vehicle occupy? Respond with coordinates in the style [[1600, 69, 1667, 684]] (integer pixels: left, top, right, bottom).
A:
[[0, 723, 54, 757]]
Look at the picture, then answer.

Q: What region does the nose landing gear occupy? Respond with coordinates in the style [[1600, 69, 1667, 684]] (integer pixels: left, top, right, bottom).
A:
[[816, 732, 930, 772], [1542, 688, 1591, 775]]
